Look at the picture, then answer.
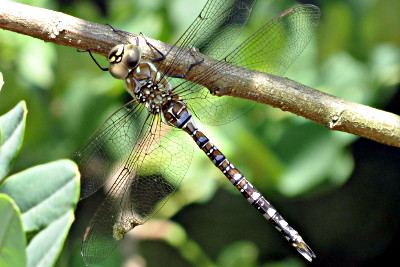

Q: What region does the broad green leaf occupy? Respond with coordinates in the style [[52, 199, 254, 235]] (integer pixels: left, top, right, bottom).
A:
[[0, 160, 80, 267], [0, 193, 26, 267], [0, 160, 80, 232], [26, 212, 74, 267], [0, 101, 27, 181]]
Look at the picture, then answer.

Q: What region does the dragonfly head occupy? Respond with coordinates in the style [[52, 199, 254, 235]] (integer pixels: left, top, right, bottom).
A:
[[108, 44, 143, 79]]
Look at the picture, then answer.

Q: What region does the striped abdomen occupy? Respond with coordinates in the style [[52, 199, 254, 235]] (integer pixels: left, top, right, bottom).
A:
[[162, 100, 315, 261]]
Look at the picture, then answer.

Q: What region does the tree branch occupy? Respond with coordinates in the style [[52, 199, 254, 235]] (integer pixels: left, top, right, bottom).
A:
[[1, 1, 399, 147]]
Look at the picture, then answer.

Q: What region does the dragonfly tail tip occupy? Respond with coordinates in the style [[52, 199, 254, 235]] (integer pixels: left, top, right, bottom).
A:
[[295, 240, 316, 262]]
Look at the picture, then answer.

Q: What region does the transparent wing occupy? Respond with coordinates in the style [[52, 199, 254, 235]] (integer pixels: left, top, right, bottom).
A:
[[177, 5, 321, 125], [73, 101, 147, 199], [226, 4, 321, 74], [157, 0, 256, 78], [78, 111, 193, 265]]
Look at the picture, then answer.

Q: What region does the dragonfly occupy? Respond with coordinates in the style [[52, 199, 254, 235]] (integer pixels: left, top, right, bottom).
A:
[[74, 0, 320, 265]]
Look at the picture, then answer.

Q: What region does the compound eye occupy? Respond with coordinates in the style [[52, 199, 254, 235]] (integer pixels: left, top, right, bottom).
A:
[[122, 44, 142, 69], [109, 62, 129, 79], [108, 44, 127, 79], [107, 44, 143, 79], [108, 44, 124, 64]]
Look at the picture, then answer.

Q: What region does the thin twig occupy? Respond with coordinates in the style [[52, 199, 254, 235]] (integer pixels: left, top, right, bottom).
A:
[[0, 1, 399, 147]]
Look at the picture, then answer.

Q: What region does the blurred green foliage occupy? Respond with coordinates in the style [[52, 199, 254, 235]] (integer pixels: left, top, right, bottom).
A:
[[0, 0, 399, 266]]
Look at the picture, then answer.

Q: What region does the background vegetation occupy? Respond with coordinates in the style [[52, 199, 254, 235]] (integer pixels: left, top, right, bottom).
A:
[[0, 0, 399, 266]]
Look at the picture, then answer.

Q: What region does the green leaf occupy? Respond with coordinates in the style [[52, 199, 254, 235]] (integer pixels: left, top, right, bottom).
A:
[[0, 193, 27, 267], [0, 160, 80, 266], [26, 212, 74, 267], [0, 160, 80, 231], [0, 101, 27, 181]]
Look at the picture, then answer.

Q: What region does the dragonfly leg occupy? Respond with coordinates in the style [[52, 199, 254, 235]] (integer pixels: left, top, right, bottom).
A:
[[140, 32, 165, 62], [106, 23, 140, 45], [77, 49, 109, 71], [141, 33, 204, 78], [166, 50, 204, 79]]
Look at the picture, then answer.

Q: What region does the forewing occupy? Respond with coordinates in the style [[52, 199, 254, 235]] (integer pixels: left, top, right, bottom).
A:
[[158, 0, 256, 78], [181, 5, 321, 125], [225, 4, 321, 75]]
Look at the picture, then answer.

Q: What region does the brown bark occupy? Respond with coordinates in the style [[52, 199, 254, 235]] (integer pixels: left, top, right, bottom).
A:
[[1, 1, 399, 147]]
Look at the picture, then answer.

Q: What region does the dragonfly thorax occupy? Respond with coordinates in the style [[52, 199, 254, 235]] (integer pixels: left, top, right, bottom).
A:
[[116, 49, 177, 115], [108, 42, 179, 115], [135, 80, 179, 114]]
